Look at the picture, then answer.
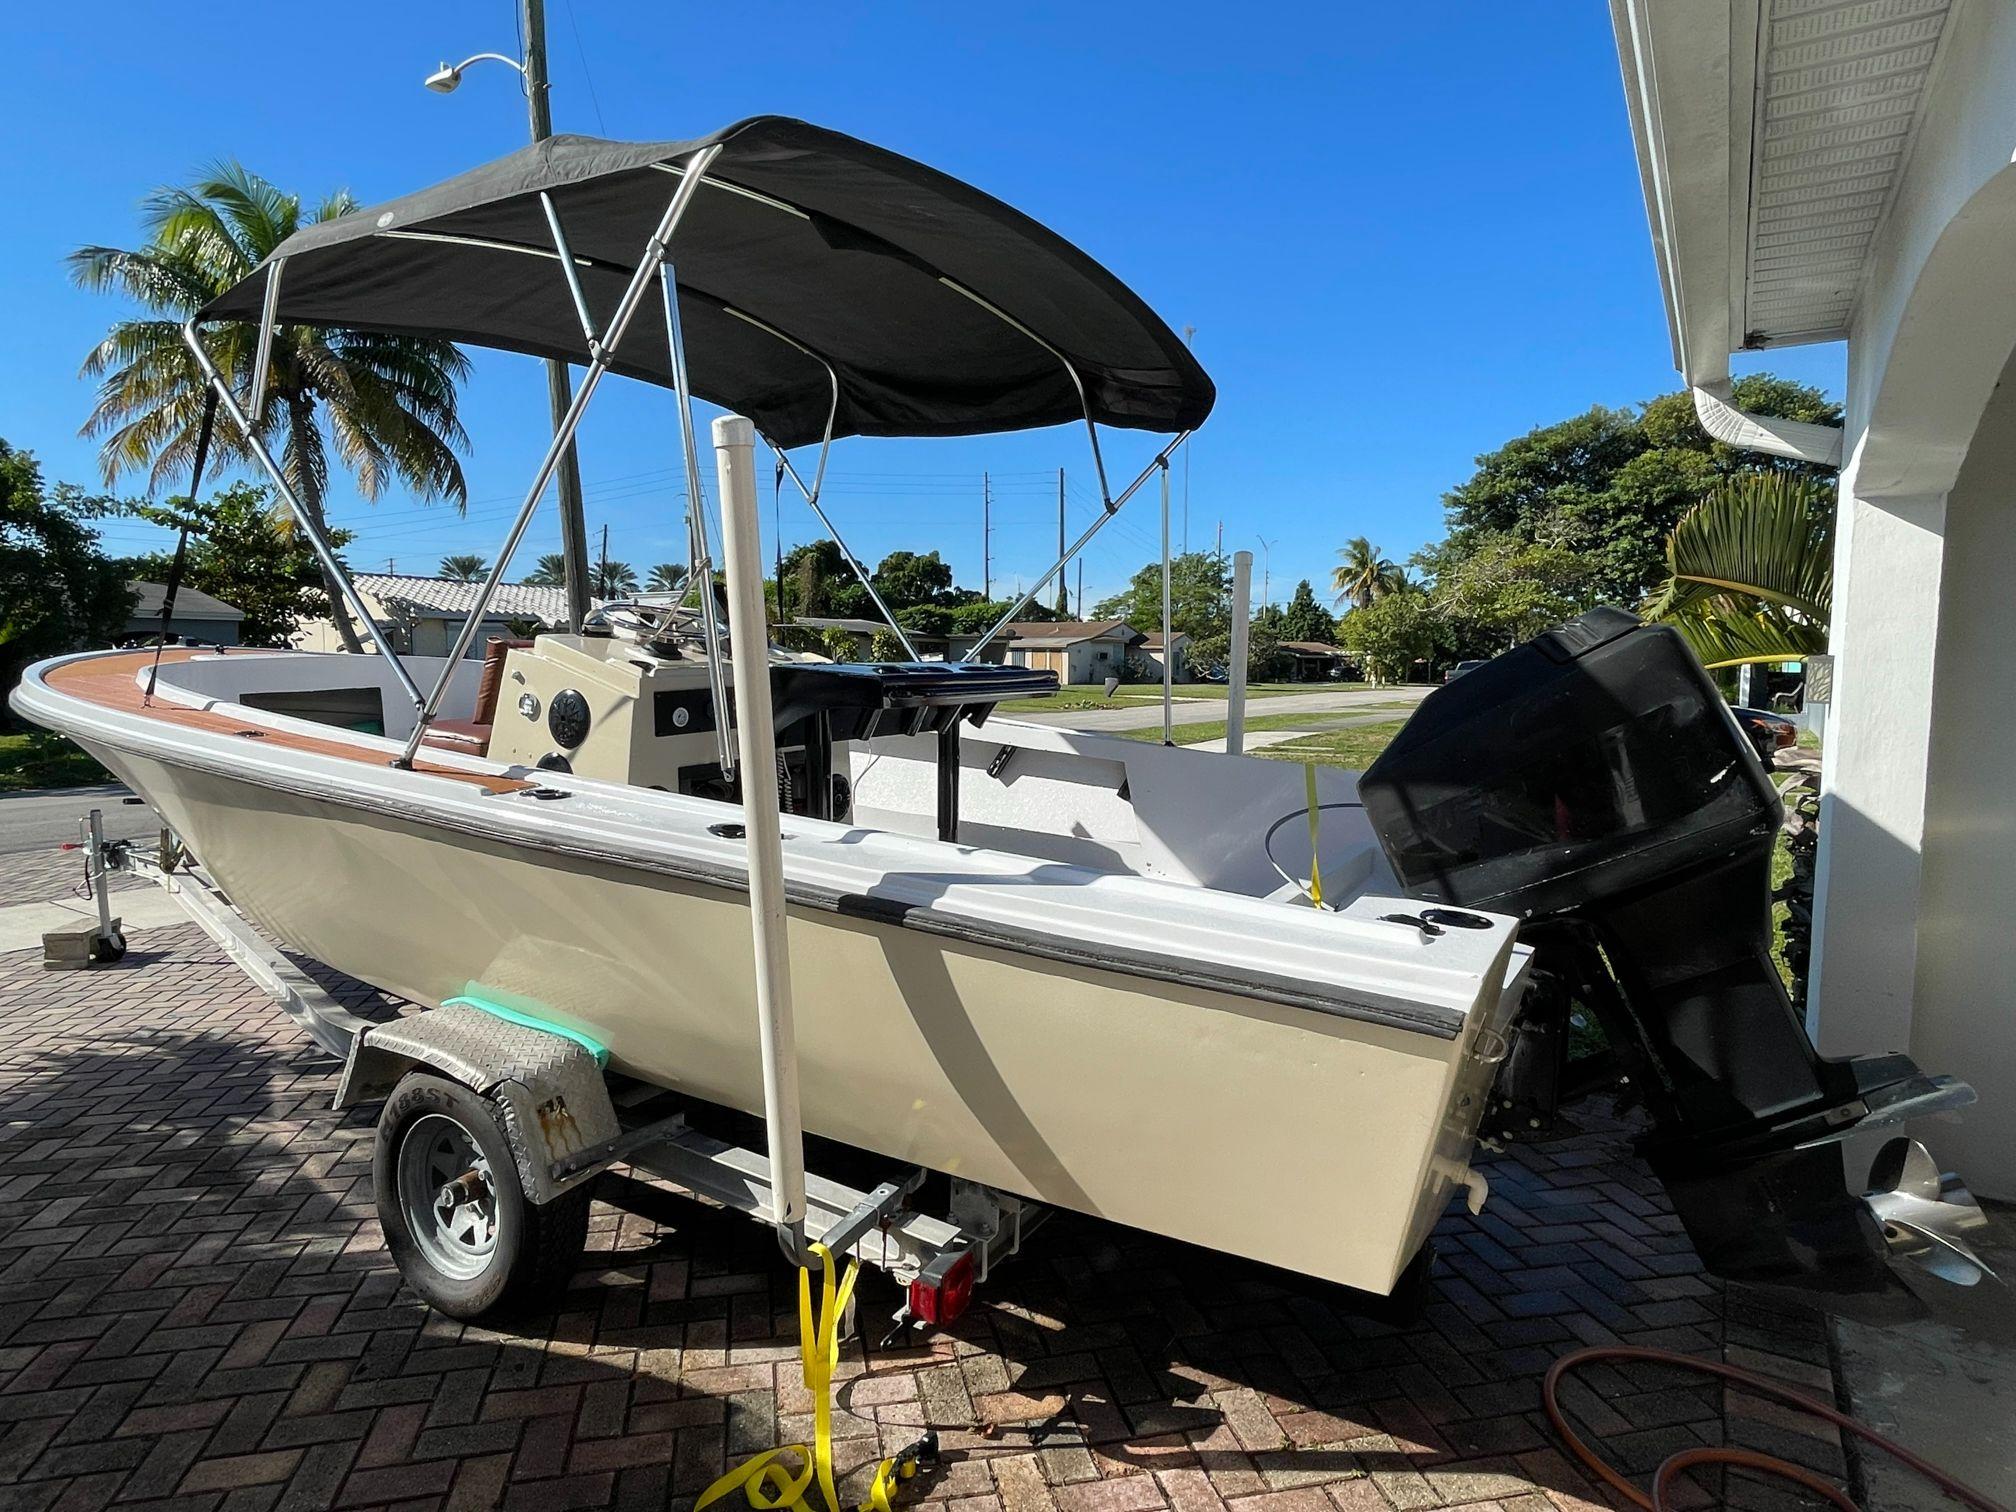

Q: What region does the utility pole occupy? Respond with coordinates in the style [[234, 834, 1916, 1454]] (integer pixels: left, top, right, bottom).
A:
[[1056, 468, 1068, 616], [522, 0, 594, 634], [1076, 559, 1084, 619], [598, 521, 610, 599], [982, 471, 991, 601], [1257, 537, 1277, 610]]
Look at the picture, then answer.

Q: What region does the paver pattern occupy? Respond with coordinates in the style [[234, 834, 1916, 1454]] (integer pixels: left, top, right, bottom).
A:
[[1, 913, 1853, 1512]]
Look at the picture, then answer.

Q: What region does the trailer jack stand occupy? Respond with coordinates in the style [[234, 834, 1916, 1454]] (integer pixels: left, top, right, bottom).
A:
[[43, 810, 127, 971]]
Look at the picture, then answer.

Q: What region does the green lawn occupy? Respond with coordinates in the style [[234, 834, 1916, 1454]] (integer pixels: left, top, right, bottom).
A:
[[1114, 707, 1416, 749], [991, 681, 1362, 715], [0, 731, 114, 793], [1253, 720, 1412, 770]]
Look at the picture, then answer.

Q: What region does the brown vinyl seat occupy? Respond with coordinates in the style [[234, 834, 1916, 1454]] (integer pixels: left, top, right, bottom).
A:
[[419, 636, 532, 757]]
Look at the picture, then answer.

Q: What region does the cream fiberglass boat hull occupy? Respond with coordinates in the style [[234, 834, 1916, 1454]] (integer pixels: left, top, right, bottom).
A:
[[20, 651, 1523, 1295]]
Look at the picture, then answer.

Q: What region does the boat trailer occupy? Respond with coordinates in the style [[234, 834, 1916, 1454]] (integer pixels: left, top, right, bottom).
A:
[[61, 808, 1041, 1336]]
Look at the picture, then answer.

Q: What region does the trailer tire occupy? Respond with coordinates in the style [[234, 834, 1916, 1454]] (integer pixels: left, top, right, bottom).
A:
[[374, 1072, 590, 1319]]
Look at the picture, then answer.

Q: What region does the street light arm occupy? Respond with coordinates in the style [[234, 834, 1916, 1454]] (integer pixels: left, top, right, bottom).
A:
[[424, 52, 528, 93]]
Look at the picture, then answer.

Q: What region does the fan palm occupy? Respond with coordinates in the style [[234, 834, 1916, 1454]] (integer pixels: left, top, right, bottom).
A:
[[646, 561, 688, 593], [522, 553, 567, 587], [593, 559, 639, 597], [438, 554, 488, 582], [1644, 473, 1833, 668], [1331, 536, 1403, 610], [69, 163, 471, 652]]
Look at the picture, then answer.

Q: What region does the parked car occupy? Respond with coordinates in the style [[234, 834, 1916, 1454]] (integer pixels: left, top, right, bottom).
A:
[[1731, 706, 1798, 767], [1444, 659, 1487, 682]]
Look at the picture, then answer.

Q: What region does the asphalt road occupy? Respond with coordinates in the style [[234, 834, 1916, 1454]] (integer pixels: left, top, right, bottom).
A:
[[0, 787, 160, 856], [1011, 683, 1431, 732]]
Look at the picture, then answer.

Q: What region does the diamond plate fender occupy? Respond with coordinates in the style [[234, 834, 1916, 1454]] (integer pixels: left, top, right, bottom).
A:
[[336, 1004, 621, 1204]]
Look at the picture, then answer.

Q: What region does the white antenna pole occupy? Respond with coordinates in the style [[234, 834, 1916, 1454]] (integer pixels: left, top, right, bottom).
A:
[[1160, 462, 1173, 745], [1228, 550, 1253, 756], [714, 413, 807, 1262]]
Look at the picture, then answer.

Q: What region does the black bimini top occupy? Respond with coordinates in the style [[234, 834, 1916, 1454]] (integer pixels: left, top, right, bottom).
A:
[[200, 116, 1213, 449]]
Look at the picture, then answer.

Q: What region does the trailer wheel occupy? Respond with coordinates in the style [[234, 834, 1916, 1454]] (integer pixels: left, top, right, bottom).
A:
[[374, 1072, 590, 1319], [90, 930, 126, 963]]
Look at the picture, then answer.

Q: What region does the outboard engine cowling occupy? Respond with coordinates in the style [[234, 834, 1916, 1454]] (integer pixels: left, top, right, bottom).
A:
[[1359, 608, 1988, 1286]]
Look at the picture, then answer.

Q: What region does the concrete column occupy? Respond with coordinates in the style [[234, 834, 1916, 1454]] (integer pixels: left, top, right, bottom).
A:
[[1806, 455, 1947, 1059]]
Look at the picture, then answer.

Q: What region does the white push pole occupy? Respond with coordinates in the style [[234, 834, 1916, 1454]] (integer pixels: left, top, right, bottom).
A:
[[712, 414, 807, 1261], [1160, 462, 1174, 745], [1227, 550, 1253, 756]]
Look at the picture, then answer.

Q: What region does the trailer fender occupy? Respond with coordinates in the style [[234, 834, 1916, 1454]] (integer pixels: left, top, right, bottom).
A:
[[336, 1002, 621, 1204]]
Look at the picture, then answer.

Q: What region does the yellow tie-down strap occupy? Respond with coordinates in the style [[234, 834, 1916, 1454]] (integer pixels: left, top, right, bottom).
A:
[[697, 1242, 927, 1512]]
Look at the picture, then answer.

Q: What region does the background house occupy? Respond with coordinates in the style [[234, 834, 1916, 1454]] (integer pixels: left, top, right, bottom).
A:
[[1138, 631, 1190, 682], [1278, 641, 1351, 682], [1613, 0, 2016, 1197], [1000, 620, 1143, 683], [122, 581, 244, 647], [293, 574, 582, 657]]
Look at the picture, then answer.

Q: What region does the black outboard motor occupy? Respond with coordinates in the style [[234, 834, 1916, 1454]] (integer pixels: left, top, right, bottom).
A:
[[1359, 608, 1983, 1284]]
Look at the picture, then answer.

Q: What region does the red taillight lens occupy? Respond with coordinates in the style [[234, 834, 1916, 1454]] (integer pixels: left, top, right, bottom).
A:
[[908, 1251, 975, 1326]]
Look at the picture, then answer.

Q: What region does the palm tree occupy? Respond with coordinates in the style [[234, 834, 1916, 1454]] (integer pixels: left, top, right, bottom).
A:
[[593, 559, 639, 597], [438, 554, 488, 582], [1645, 474, 1833, 668], [522, 553, 567, 587], [1331, 536, 1403, 610], [70, 163, 470, 652], [646, 561, 688, 593]]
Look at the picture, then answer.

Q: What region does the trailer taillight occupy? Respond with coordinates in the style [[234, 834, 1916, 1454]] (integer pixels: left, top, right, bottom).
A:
[[908, 1250, 975, 1325]]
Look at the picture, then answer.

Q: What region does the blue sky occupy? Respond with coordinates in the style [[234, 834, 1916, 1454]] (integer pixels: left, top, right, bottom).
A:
[[3, 2, 1842, 611]]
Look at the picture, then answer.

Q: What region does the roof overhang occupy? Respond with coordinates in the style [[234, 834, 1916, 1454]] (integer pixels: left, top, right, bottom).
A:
[[1610, 0, 1955, 390]]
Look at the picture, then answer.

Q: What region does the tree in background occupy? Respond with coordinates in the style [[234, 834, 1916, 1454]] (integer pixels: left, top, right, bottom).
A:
[[1644, 473, 1832, 668], [870, 549, 954, 609], [1431, 537, 1595, 655], [1188, 625, 1283, 684], [1430, 375, 1839, 610], [1, 442, 135, 711], [1092, 551, 1231, 639], [819, 626, 858, 662], [869, 628, 908, 662], [438, 554, 487, 582], [1331, 537, 1403, 610], [592, 558, 639, 597], [647, 562, 688, 593], [1277, 579, 1339, 644], [70, 164, 470, 653], [122, 482, 353, 647], [1337, 590, 1436, 684], [522, 553, 567, 587]]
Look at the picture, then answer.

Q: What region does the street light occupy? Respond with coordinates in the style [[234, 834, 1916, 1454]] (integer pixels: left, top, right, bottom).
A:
[[422, 7, 595, 636], [423, 53, 526, 94], [1255, 536, 1277, 609]]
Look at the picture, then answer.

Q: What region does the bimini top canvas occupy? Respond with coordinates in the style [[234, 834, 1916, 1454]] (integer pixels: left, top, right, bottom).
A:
[[200, 116, 1215, 449]]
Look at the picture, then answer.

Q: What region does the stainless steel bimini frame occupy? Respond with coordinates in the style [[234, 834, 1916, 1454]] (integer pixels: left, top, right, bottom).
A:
[[178, 136, 1194, 764]]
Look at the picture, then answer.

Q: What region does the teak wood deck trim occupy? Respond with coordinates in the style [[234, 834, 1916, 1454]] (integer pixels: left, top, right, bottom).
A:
[[47, 650, 530, 796]]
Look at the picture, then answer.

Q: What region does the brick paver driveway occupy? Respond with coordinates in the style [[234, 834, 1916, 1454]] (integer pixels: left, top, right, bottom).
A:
[[0, 910, 1852, 1512]]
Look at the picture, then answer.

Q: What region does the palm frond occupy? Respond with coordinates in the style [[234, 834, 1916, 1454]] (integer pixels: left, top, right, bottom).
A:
[[1645, 473, 1833, 623]]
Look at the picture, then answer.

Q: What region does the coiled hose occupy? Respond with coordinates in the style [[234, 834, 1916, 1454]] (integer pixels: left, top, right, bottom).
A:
[[1542, 1345, 2008, 1511]]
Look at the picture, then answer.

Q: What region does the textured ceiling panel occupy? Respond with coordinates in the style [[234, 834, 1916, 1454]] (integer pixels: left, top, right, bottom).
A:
[[1745, 0, 1952, 343]]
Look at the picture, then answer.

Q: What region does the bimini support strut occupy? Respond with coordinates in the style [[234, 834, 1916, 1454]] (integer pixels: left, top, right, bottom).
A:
[[390, 141, 726, 769], [960, 431, 1192, 662], [716, 301, 922, 663], [179, 319, 427, 713], [659, 264, 737, 777]]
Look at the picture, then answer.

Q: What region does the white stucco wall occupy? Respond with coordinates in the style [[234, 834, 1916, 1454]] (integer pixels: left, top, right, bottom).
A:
[[1908, 346, 2016, 1197], [1808, 0, 2016, 1198]]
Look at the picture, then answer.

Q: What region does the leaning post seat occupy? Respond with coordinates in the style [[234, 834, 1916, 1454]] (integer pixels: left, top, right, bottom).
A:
[[753, 660, 1057, 838], [420, 636, 533, 756]]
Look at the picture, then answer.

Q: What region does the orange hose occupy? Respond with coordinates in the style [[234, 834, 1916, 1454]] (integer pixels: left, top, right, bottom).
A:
[[1541, 1345, 2009, 1512]]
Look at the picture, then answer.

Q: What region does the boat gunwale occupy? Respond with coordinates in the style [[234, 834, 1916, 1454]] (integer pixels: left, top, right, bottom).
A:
[[14, 648, 1478, 1041]]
